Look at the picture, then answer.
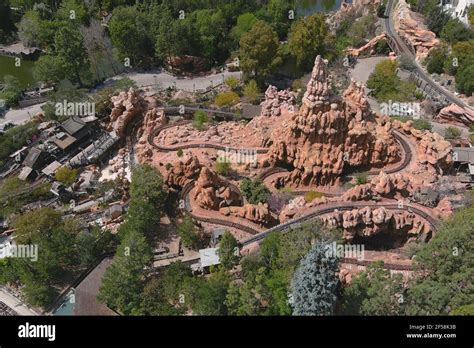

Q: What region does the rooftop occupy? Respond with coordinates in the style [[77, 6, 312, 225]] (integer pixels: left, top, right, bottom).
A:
[[61, 117, 86, 136], [199, 247, 220, 268]]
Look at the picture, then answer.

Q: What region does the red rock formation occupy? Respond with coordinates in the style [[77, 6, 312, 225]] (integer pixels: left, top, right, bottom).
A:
[[342, 172, 413, 201], [435, 104, 474, 127], [108, 88, 145, 137], [393, 0, 439, 61], [260, 85, 298, 117], [220, 202, 271, 226], [265, 56, 399, 187], [346, 33, 387, 57], [193, 167, 241, 210], [164, 153, 201, 187], [321, 206, 431, 243]]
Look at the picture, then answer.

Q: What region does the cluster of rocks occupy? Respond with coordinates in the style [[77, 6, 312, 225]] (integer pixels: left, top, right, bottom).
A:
[[135, 107, 168, 163], [164, 153, 202, 188], [320, 206, 431, 242], [108, 88, 145, 137], [263, 56, 399, 187], [220, 203, 271, 226], [327, 0, 381, 32], [435, 104, 474, 127], [260, 85, 298, 117], [393, 0, 439, 61], [342, 172, 413, 201], [107, 148, 129, 175], [193, 167, 242, 210]]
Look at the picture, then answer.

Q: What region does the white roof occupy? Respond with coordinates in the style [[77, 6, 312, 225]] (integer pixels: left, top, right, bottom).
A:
[[199, 248, 220, 268]]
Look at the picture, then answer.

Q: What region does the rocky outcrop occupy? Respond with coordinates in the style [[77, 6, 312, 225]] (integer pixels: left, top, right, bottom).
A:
[[193, 167, 241, 210], [260, 85, 298, 117], [327, 0, 381, 32], [342, 172, 413, 201], [220, 202, 271, 226], [321, 206, 431, 243], [435, 104, 474, 127], [108, 88, 145, 137], [346, 33, 388, 57], [164, 153, 201, 188], [393, 0, 439, 61], [264, 56, 399, 187]]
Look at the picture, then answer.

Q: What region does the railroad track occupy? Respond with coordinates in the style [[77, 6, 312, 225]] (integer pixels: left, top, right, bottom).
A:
[[384, 0, 472, 110]]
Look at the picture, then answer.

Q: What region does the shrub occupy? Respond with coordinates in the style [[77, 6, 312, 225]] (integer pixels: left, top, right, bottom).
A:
[[444, 126, 462, 139], [304, 191, 324, 203], [192, 110, 209, 130], [355, 172, 369, 185], [215, 158, 232, 176], [214, 91, 240, 108], [55, 166, 78, 186], [240, 178, 270, 204], [398, 53, 417, 72], [177, 149, 184, 157], [243, 80, 260, 104], [224, 76, 240, 90]]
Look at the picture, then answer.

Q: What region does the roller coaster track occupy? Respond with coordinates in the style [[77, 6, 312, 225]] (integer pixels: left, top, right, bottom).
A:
[[159, 106, 253, 120], [383, 0, 472, 110]]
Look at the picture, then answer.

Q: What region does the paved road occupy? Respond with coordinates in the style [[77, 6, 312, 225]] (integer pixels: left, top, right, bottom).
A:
[[110, 70, 242, 92], [0, 286, 39, 315], [0, 102, 44, 127]]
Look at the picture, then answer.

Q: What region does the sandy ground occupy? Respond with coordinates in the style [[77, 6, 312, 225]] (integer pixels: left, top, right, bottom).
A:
[[0, 102, 45, 127]]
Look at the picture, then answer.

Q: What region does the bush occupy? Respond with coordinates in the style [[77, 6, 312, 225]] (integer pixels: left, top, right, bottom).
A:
[[374, 39, 390, 55], [215, 158, 232, 176], [355, 172, 369, 185], [0, 75, 22, 107], [444, 126, 462, 139], [224, 76, 240, 90], [456, 64, 474, 96], [304, 191, 324, 203], [177, 149, 183, 157], [192, 110, 209, 130], [55, 166, 78, 186], [214, 91, 240, 108], [243, 80, 260, 104], [240, 178, 270, 204], [425, 46, 449, 74], [412, 118, 433, 131]]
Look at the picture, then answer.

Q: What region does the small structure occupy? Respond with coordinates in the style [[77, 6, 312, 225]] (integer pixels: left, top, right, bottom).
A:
[[453, 147, 474, 181], [103, 204, 123, 222], [61, 117, 89, 141], [210, 228, 226, 247], [199, 247, 221, 268], [42, 161, 62, 178], [412, 187, 439, 207], [52, 132, 77, 151], [73, 257, 118, 316], [22, 147, 45, 169]]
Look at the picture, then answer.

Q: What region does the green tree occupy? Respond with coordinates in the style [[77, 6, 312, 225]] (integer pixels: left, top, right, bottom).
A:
[[425, 45, 449, 74], [215, 157, 232, 176], [217, 231, 239, 269], [264, 0, 294, 39], [33, 55, 66, 85], [129, 164, 167, 206], [98, 229, 153, 315], [109, 6, 153, 66], [287, 13, 329, 70], [214, 91, 240, 108], [456, 63, 474, 96], [231, 12, 258, 45], [243, 79, 260, 104], [440, 18, 473, 44], [238, 20, 282, 81], [240, 178, 270, 204], [0, 0, 16, 43], [56, 0, 89, 24], [176, 216, 201, 250], [291, 241, 340, 315], [0, 75, 22, 107], [340, 262, 404, 315], [54, 26, 91, 87], [18, 10, 42, 47], [54, 166, 77, 186], [224, 76, 240, 90], [192, 110, 209, 130]]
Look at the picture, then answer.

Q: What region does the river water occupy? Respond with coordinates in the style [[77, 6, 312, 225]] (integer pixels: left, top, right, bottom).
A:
[[296, 0, 352, 16], [0, 55, 36, 88]]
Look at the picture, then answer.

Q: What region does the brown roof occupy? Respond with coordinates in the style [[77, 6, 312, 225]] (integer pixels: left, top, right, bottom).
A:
[[73, 257, 118, 316]]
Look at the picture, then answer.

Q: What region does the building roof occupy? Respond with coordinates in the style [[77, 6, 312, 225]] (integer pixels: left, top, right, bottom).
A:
[[453, 147, 474, 164], [42, 161, 62, 177], [22, 147, 42, 168], [199, 247, 220, 268], [52, 132, 77, 150], [73, 257, 118, 316], [17, 166, 33, 181], [61, 117, 86, 136]]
